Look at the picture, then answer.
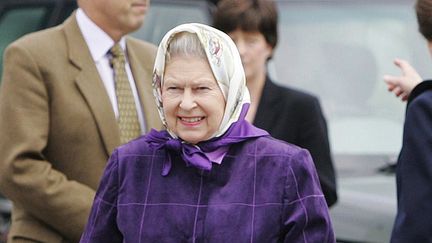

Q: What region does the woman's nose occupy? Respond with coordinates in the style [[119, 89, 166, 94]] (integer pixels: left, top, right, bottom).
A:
[[179, 90, 197, 110]]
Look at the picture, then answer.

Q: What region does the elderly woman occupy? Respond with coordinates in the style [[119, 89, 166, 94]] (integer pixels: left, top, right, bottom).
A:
[[80, 23, 335, 242]]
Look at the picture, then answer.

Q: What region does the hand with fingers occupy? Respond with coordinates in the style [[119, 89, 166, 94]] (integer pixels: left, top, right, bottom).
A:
[[383, 58, 422, 101]]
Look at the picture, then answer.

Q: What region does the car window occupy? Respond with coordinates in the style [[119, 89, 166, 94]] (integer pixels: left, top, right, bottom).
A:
[[272, 1, 430, 159], [0, 7, 49, 80], [132, 1, 211, 45]]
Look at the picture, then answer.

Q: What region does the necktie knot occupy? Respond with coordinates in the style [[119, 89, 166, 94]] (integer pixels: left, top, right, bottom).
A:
[[110, 43, 125, 63]]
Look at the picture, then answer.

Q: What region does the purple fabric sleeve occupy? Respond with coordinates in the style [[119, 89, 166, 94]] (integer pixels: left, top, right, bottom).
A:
[[282, 149, 335, 242]]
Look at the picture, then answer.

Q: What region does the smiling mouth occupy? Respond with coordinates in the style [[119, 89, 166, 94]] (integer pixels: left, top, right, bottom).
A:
[[180, 117, 204, 123]]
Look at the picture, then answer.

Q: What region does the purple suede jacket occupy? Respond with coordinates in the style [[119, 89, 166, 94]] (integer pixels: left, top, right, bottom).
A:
[[80, 135, 335, 242]]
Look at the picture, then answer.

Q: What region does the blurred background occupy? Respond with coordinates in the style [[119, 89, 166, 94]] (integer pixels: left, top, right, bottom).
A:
[[0, 0, 429, 242]]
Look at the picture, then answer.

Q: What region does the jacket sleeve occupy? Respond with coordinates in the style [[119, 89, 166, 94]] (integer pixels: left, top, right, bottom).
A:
[[0, 42, 95, 241], [282, 149, 335, 243], [80, 150, 122, 242], [297, 97, 337, 207], [391, 90, 432, 242]]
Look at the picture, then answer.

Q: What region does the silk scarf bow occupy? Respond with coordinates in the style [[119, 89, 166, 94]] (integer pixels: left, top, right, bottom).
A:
[[144, 104, 269, 176]]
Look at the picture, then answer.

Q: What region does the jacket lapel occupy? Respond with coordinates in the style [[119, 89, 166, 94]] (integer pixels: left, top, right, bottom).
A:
[[63, 14, 120, 155], [127, 39, 162, 132], [254, 76, 280, 131]]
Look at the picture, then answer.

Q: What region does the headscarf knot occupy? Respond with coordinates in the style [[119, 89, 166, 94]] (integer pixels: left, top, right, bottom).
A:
[[145, 129, 213, 176]]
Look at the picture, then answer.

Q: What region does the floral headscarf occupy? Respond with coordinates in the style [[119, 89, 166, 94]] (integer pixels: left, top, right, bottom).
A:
[[145, 23, 268, 175], [152, 23, 249, 138]]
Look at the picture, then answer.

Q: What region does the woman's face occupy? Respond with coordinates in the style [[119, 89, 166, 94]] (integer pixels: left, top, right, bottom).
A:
[[228, 29, 273, 82], [162, 56, 226, 144]]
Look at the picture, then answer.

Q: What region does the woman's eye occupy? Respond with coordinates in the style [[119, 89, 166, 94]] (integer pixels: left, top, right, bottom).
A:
[[197, 87, 210, 91]]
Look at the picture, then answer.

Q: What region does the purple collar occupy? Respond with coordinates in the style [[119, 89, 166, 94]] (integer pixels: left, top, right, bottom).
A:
[[144, 104, 269, 176]]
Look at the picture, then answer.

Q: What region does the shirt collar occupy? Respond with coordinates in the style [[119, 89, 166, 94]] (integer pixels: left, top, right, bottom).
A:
[[75, 8, 126, 61]]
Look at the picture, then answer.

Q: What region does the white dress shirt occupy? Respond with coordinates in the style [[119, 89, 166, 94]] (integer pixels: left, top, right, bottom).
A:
[[75, 8, 146, 133]]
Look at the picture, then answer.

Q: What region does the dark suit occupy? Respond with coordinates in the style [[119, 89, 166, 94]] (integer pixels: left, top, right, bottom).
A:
[[254, 76, 337, 207], [391, 81, 432, 242], [0, 14, 162, 242]]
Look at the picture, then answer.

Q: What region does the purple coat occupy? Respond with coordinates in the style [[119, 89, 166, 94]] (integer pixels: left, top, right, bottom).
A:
[[80, 135, 335, 242]]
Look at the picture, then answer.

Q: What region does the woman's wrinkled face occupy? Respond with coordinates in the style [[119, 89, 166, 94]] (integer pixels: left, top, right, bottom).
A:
[[162, 56, 226, 144]]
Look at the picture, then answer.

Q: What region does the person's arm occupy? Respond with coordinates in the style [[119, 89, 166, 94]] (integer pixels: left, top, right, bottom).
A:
[[383, 58, 422, 101], [391, 91, 432, 242], [298, 97, 337, 207], [282, 149, 335, 242], [0, 42, 95, 241], [80, 150, 122, 242]]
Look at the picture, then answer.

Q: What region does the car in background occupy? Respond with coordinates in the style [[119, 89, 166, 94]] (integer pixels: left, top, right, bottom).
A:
[[1, 0, 430, 242], [0, 0, 77, 78]]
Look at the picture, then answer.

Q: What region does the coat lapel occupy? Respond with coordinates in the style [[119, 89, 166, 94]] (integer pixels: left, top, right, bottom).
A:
[[127, 39, 162, 132], [63, 14, 120, 155], [254, 76, 280, 131]]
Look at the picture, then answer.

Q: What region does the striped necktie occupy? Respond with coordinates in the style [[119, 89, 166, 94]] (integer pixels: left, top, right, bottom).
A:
[[110, 43, 141, 144]]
